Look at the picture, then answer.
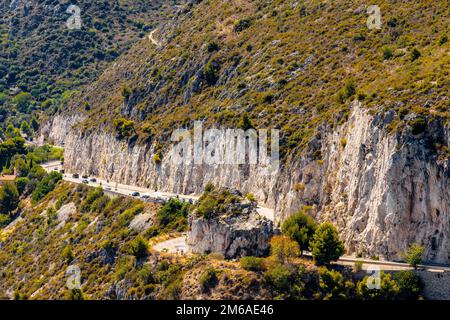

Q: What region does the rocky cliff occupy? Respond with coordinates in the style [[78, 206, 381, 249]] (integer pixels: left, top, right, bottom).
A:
[[39, 0, 449, 264], [41, 102, 449, 263], [186, 190, 274, 258]]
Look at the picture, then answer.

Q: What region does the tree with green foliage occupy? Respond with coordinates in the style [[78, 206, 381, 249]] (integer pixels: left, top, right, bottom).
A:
[[62, 245, 74, 263], [240, 256, 266, 271], [128, 235, 149, 259], [156, 198, 190, 231], [15, 177, 30, 196], [0, 181, 19, 215], [264, 262, 305, 299], [0, 136, 27, 168], [238, 112, 254, 131], [403, 244, 425, 269], [32, 171, 63, 203], [309, 222, 345, 265], [203, 59, 220, 85], [270, 235, 300, 265], [410, 48, 421, 61], [394, 271, 424, 300], [281, 208, 317, 255]]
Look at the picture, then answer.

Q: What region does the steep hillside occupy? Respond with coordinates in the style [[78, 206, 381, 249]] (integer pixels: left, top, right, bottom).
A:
[[0, 182, 427, 300], [43, 0, 449, 263], [0, 0, 183, 127]]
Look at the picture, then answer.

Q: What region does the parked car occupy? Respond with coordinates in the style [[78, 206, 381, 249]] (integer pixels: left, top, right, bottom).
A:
[[131, 191, 140, 197], [89, 178, 97, 183], [141, 195, 151, 200], [82, 175, 88, 179], [72, 173, 79, 179], [82, 179, 89, 184], [105, 186, 112, 191]]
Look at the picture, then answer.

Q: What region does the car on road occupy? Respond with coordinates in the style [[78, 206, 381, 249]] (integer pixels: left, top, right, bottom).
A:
[[140, 195, 151, 200], [89, 178, 97, 183], [82, 179, 89, 184], [105, 186, 112, 191], [82, 175, 89, 179], [131, 191, 140, 197], [72, 173, 79, 179]]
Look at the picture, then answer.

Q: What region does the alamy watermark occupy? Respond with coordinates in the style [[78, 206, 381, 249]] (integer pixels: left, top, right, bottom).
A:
[[66, 5, 82, 30], [170, 122, 280, 175], [366, 265, 381, 289], [66, 265, 81, 290], [366, 5, 381, 30]]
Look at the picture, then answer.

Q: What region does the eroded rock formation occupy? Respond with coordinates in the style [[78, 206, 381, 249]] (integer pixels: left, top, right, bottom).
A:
[[41, 103, 449, 263]]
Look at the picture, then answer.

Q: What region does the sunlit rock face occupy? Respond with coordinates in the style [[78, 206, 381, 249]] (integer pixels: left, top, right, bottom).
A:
[[43, 102, 449, 263], [186, 197, 274, 259]]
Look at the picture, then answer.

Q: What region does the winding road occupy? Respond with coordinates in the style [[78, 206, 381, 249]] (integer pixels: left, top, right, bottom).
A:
[[148, 29, 161, 47]]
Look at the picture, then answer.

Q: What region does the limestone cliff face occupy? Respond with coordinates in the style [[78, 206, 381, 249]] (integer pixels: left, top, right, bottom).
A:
[[42, 103, 449, 263], [187, 200, 274, 259]]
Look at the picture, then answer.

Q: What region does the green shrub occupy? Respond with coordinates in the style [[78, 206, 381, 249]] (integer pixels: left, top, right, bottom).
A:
[[62, 246, 74, 263], [281, 208, 317, 254], [117, 204, 144, 227], [128, 235, 149, 259], [138, 265, 155, 285], [204, 59, 220, 85], [383, 47, 393, 60], [403, 244, 425, 269], [207, 41, 220, 52], [233, 18, 252, 32], [264, 263, 304, 299], [240, 256, 266, 271], [357, 271, 399, 300], [410, 48, 421, 61], [270, 235, 300, 265], [155, 198, 190, 234], [113, 117, 135, 138], [318, 267, 353, 300], [199, 268, 220, 293], [394, 271, 423, 300], [31, 171, 62, 203], [0, 181, 19, 214], [65, 289, 84, 300], [115, 256, 136, 280], [408, 117, 427, 135], [245, 192, 256, 202], [79, 187, 104, 213], [204, 182, 215, 193]]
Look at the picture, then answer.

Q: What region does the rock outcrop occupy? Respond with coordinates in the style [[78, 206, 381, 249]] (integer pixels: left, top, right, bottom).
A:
[[186, 193, 274, 259], [41, 102, 449, 263]]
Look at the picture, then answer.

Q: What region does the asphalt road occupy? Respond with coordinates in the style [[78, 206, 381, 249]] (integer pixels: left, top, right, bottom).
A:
[[41, 161, 275, 218]]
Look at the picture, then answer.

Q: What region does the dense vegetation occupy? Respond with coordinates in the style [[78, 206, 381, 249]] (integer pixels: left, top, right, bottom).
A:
[[0, 181, 426, 300], [60, 0, 448, 160], [0, 0, 183, 129]]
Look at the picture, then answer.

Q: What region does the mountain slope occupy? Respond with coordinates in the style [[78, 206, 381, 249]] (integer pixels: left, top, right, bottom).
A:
[[44, 0, 449, 263], [58, 0, 448, 149], [0, 0, 183, 126]]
